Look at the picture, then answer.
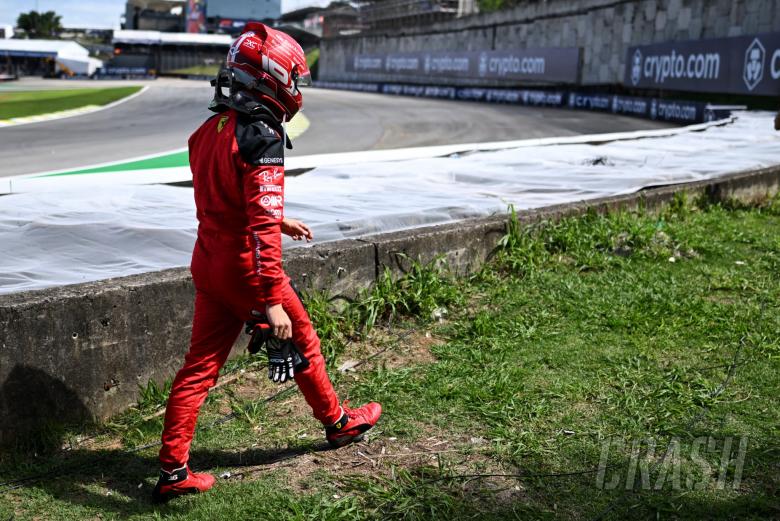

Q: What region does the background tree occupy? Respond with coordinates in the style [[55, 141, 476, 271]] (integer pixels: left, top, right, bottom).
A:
[[16, 11, 63, 39]]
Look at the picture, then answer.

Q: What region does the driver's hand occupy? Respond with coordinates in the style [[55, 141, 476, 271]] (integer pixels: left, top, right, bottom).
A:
[[265, 303, 292, 339], [281, 218, 313, 242]]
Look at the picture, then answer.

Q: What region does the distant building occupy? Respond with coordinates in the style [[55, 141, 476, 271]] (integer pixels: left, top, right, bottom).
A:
[[123, 0, 186, 31], [206, 0, 282, 34], [280, 6, 325, 37], [0, 25, 13, 39], [208, 0, 281, 22], [124, 0, 283, 34], [322, 4, 362, 37], [279, 3, 361, 39], [59, 28, 113, 44], [0, 39, 103, 77], [359, 0, 477, 32], [109, 30, 231, 76]]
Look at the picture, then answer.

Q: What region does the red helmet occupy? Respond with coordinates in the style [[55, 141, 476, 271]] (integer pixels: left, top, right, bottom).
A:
[[210, 23, 311, 120]]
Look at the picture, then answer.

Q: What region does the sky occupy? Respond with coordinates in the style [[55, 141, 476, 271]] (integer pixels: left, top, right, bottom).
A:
[[0, 0, 332, 29]]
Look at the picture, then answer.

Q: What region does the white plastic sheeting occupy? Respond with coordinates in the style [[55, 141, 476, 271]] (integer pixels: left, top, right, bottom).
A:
[[1, 111, 778, 294], [0, 116, 727, 194]]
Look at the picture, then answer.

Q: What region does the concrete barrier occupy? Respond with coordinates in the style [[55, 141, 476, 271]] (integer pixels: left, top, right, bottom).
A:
[[320, 0, 780, 87], [367, 217, 509, 278], [1, 165, 779, 442]]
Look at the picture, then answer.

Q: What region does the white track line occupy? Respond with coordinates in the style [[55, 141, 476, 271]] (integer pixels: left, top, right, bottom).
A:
[[0, 85, 150, 129]]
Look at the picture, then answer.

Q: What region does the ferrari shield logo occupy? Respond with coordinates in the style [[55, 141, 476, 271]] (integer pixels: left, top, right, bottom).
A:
[[217, 115, 229, 133]]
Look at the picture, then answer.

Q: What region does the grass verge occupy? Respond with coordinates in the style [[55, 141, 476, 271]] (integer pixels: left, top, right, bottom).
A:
[[0, 195, 778, 520], [167, 65, 220, 77], [306, 47, 320, 80], [0, 87, 142, 120]]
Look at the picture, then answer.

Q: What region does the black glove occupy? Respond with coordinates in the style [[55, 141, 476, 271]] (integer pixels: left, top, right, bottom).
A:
[[246, 321, 271, 355], [266, 337, 298, 383], [246, 320, 309, 383]]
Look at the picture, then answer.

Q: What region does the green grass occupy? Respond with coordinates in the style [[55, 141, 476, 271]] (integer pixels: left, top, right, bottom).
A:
[[306, 48, 320, 69], [40, 150, 190, 177], [168, 65, 220, 76], [1, 196, 778, 519], [306, 47, 319, 81], [0, 86, 142, 120]]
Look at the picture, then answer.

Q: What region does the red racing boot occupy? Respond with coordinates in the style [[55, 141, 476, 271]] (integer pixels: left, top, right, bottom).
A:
[[151, 465, 216, 503], [325, 401, 382, 448]]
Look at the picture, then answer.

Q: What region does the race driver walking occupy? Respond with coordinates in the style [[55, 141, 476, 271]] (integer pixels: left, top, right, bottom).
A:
[[152, 23, 382, 503]]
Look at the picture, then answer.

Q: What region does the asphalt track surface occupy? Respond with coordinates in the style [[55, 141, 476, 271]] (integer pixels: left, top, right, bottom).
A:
[[0, 78, 675, 178]]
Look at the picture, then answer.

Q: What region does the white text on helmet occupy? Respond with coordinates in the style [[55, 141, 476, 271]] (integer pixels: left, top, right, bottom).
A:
[[229, 32, 254, 62], [262, 55, 289, 87]]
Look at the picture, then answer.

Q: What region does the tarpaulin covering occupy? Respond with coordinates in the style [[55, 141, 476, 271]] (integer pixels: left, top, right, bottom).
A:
[[1, 112, 777, 294]]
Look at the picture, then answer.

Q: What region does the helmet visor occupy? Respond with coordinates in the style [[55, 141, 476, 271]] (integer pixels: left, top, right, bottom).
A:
[[296, 71, 312, 87], [291, 65, 312, 90]]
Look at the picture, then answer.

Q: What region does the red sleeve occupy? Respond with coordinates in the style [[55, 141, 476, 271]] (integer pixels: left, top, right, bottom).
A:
[[242, 163, 285, 306]]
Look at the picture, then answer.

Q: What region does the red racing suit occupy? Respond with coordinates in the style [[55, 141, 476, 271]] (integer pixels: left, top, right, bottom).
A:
[[159, 108, 341, 468]]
